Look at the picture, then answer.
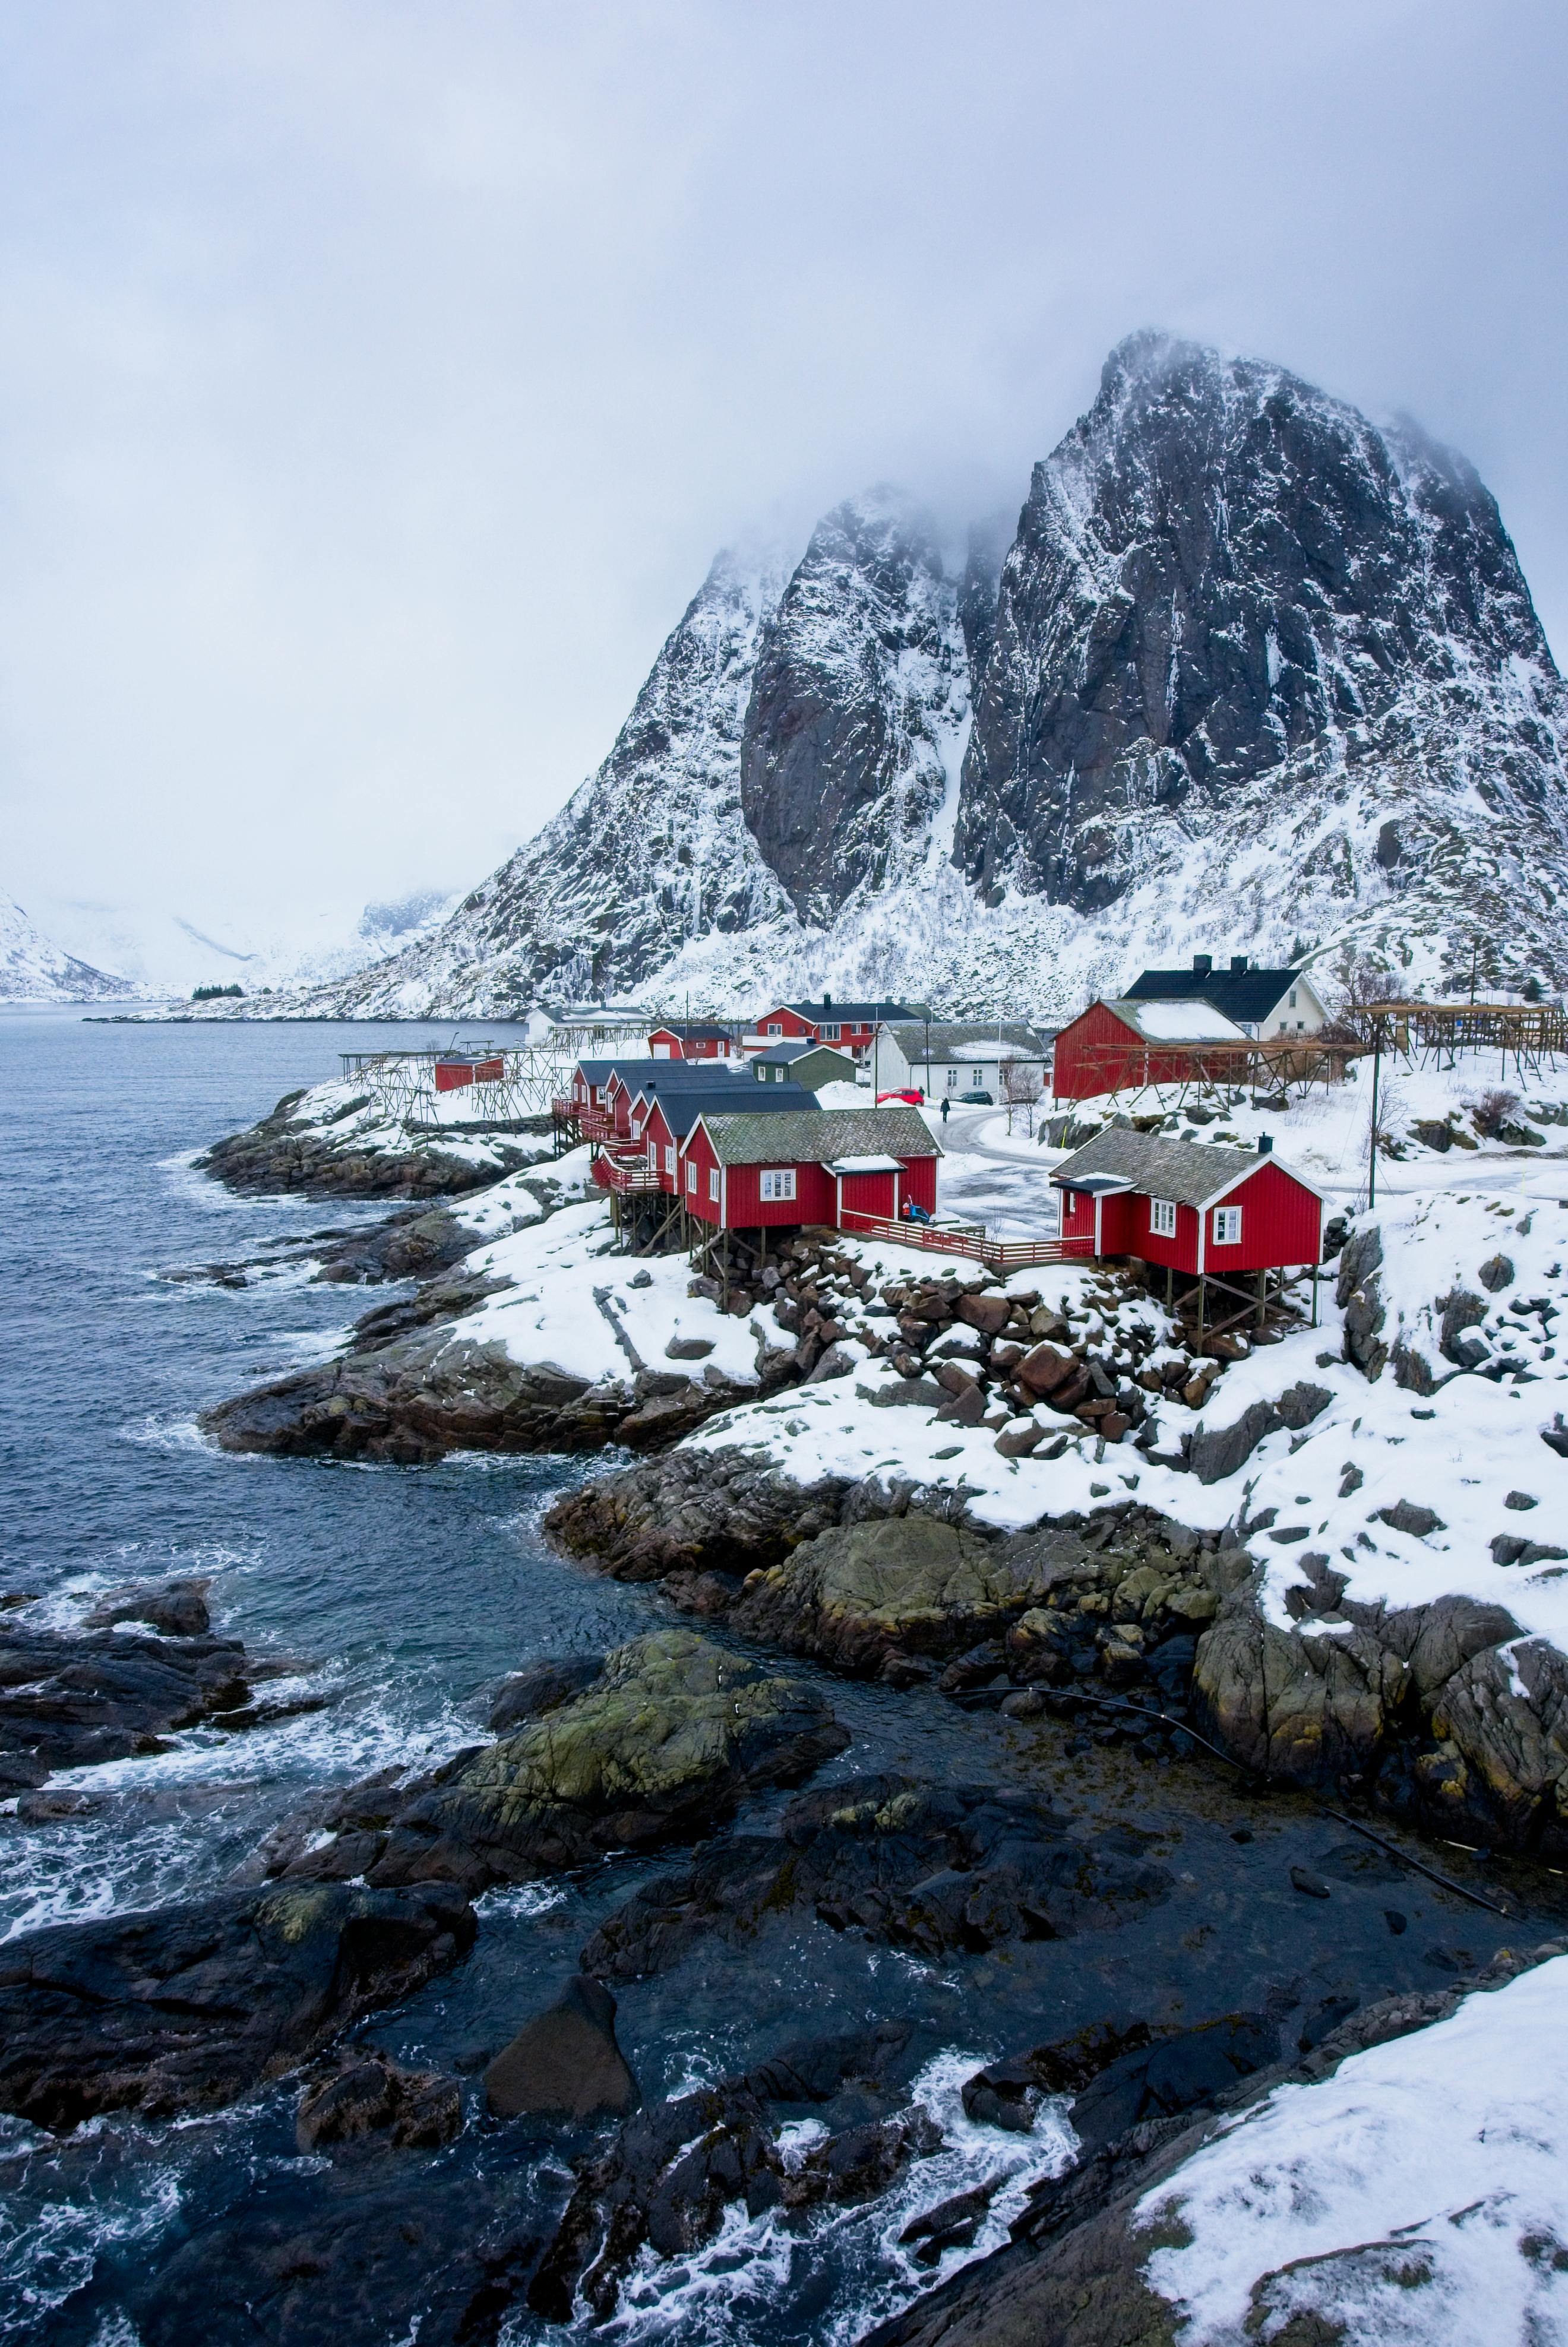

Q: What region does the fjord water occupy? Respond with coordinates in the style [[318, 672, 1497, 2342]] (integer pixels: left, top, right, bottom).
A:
[[0, 1011, 1546, 2346]]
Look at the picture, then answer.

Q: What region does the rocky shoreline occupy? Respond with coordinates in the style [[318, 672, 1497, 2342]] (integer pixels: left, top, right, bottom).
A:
[[196, 1083, 554, 1200]]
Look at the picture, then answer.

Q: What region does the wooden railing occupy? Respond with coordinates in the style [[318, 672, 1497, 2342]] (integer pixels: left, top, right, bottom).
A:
[[592, 1152, 665, 1195], [837, 1209, 1095, 1270]]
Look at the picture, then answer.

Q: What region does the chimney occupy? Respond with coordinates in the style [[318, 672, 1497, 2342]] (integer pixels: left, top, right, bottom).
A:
[[1193, 954, 1213, 976], [823, 992, 832, 1010], [1231, 955, 1248, 973], [1257, 1134, 1273, 1154]]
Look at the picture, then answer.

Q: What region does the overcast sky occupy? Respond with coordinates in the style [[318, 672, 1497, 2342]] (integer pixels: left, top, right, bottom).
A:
[[2, 0, 1566, 948]]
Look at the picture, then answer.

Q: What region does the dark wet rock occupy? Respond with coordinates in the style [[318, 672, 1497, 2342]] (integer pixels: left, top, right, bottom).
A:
[[309, 1205, 477, 1285], [744, 2019, 915, 2106], [119, 2165, 547, 2347], [197, 1087, 545, 1200], [83, 1577, 212, 1637], [484, 1976, 640, 2122], [529, 2054, 944, 2323], [545, 1447, 857, 1581], [1290, 1864, 1331, 1898], [486, 1654, 606, 1733], [360, 1631, 847, 1894], [0, 1881, 476, 2131], [900, 2175, 1006, 2263], [1377, 1498, 1445, 1537], [580, 1775, 1172, 1979], [0, 1619, 258, 1786], [1187, 1398, 1284, 1485], [295, 2052, 463, 2152], [1336, 1224, 1387, 1378], [1480, 1251, 1516, 1293]]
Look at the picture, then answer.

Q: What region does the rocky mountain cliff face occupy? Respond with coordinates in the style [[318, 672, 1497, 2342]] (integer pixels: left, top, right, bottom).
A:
[[232, 334, 1568, 1023], [740, 492, 970, 923]]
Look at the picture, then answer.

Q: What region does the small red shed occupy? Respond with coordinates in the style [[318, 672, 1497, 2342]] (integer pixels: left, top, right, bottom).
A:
[[1052, 998, 1250, 1102], [681, 1105, 940, 1232], [647, 1023, 735, 1060], [1050, 1128, 1324, 1274]]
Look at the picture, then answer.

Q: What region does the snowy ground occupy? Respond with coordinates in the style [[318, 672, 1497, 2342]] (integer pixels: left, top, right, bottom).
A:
[[1139, 1951, 1568, 2344], [265, 1074, 558, 1178]]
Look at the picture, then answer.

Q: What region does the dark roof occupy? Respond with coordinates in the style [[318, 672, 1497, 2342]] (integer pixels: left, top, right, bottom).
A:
[[645, 1084, 811, 1137], [1124, 966, 1317, 1024], [752, 1039, 857, 1066], [697, 1105, 941, 1167], [598, 1058, 751, 1091], [1051, 1127, 1320, 1207], [767, 999, 927, 1023], [647, 1023, 735, 1042]]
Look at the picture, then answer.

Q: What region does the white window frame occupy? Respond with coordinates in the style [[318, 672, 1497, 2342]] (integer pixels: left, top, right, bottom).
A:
[[821, 1022, 840, 1041], [1149, 1197, 1177, 1238], [970, 1067, 983, 1084], [946, 1067, 960, 1089], [686, 1160, 697, 1193], [1213, 1205, 1243, 1245], [766, 1021, 782, 1036], [663, 1145, 675, 1175], [1288, 989, 1297, 1008], [759, 1167, 797, 1203], [709, 1166, 720, 1203]]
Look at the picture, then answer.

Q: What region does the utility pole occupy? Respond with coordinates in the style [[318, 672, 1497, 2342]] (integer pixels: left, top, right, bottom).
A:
[[1368, 1014, 1383, 1210]]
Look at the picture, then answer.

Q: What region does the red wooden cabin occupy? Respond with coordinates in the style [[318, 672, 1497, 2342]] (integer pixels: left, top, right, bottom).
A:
[[1051, 998, 1249, 1102], [636, 1084, 812, 1191], [681, 1106, 940, 1231], [748, 997, 924, 1064], [1051, 1130, 1323, 1272], [646, 1023, 735, 1059]]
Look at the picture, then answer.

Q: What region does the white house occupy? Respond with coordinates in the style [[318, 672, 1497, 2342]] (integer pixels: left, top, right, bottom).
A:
[[876, 1020, 1054, 1099], [1123, 956, 1328, 1040]]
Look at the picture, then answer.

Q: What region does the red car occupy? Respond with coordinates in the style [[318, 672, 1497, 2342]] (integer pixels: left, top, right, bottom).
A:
[[876, 1087, 924, 1105]]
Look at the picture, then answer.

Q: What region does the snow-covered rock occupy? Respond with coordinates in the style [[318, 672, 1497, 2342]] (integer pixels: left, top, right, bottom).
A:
[[0, 891, 133, 1002]]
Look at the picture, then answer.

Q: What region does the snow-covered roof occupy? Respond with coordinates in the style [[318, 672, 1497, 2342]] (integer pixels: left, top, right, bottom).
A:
[[824, 1153, 904, 1174], [1108, 997, 1250, 1043], [884, 1022, 1052, 1059], [1052, 1126, 1322, 1207], [697, 1105, 941, 1166]]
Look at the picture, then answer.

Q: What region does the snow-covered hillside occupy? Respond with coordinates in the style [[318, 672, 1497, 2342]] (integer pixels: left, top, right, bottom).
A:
[[194, 333, 1568, 1024], [0, 892, 134, 1002]]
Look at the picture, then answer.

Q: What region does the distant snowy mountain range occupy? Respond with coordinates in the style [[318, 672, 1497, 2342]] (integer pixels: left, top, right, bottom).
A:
[[40, 330, 1568, 1020], [0, 888, 459, 1004]]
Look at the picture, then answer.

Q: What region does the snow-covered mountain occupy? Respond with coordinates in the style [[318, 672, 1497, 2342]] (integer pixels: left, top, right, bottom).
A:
[[0, 892, 135, 1002], [26, 888, 462, 1002], [207, 333, 1568, 1023]]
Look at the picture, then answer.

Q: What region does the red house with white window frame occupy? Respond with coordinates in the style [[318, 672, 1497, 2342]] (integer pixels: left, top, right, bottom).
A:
[[1050, 1129, 1323, 1274], [1051, 998, 1250, 1102], [748, 998, 924, 1064], [636, 1084, 813, 1193], [680, 1106, 940, 1231], [646, 1024, 735, 1059]]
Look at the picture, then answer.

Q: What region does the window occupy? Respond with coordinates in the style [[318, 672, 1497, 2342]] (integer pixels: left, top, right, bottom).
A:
[[1296, 1020, 1304, 1032], [946, 1068, 960, 1089], [1288, 989, 1298, 1008], [1213, 1206, 1243, 1245], [766, 1021, 782, 1036], [709, 1166, 720, 1203], [664, 1146, 675, 1175], [686, 1161, 697, 1193], [971, 1068, 983, 1084], [759, 1167, 797, 1202], [821, 1022, 840, 1040], [1150, 1198, 1177, 1238]]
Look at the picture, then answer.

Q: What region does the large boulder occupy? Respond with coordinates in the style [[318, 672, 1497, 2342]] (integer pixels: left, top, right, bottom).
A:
[[0, 1881, 476, 2132], [484, 1976, 641, 2122], [365, 1631, 848, 1891], [727, 1516, 1093, 1673], [0, 1618, 256, 1789]]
